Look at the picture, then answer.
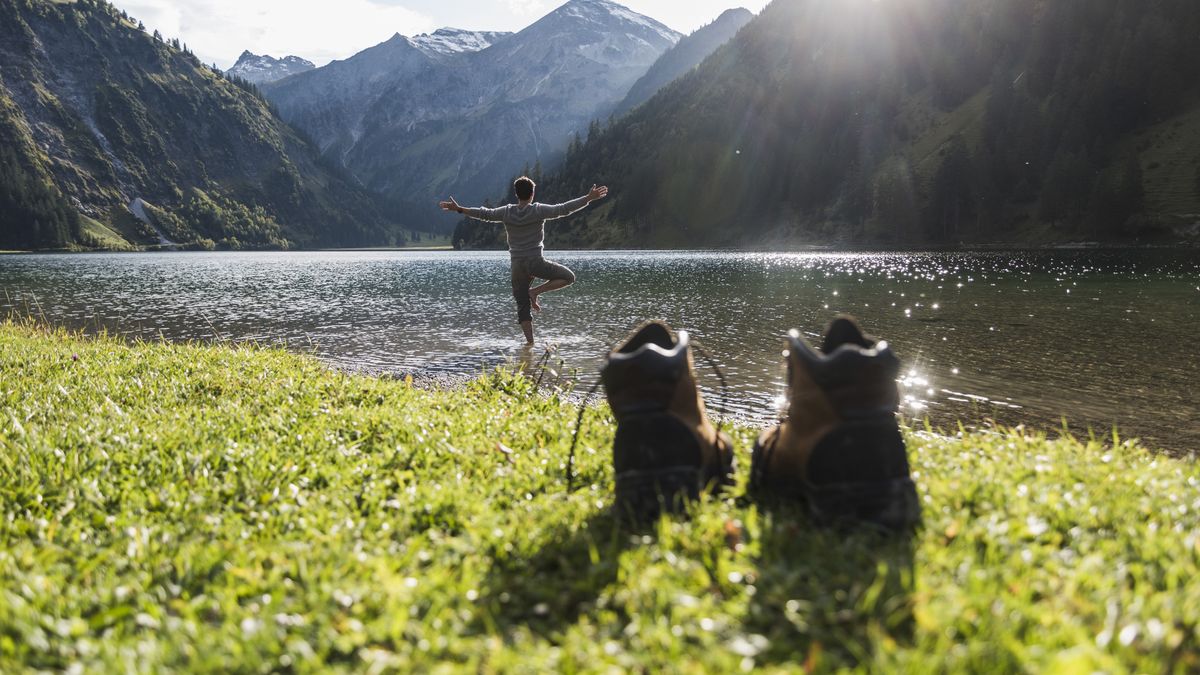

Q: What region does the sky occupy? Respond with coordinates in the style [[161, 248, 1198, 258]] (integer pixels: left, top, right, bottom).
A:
[[113, 0, 771, 70]]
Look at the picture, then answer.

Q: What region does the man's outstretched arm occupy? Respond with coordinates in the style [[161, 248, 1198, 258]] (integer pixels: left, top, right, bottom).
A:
[[439, 196, 506, 223], [542, 184, 609, 220]]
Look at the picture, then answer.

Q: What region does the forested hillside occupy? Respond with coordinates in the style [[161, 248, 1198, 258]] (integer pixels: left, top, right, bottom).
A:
[[476, 0, 1200, 249], [0, 0, 394, 250]]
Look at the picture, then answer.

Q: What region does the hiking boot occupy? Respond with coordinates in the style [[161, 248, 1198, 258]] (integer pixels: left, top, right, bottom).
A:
[[602, 321, 735, 518], [750, 316, 920, 530]]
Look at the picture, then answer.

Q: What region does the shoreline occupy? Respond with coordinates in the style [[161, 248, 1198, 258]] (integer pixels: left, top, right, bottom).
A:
[[318, 245, 455, 252], [4, 240, 1199, 255]]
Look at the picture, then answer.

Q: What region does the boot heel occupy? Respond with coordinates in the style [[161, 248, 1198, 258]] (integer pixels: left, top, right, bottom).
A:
[[805, 419, 921, 530], [614, 466, 703, 518], [806, 478, 921, 531], [611, 413, 706, 519], [753, 419, 921, 531]]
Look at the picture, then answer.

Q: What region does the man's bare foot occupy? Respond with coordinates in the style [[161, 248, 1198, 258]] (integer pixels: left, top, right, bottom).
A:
[[530, 293, 542, 312]]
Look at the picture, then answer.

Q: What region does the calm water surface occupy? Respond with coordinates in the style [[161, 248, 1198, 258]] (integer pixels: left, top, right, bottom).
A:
[[2, 250, 1197, 452]]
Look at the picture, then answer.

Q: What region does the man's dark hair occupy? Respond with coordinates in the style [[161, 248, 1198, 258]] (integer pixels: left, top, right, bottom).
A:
[[514, 176, 536, 201]]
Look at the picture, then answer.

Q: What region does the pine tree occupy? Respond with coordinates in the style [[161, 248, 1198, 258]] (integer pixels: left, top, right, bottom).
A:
[[0, 143, 81, 249], [1038, 150, 1092, 227], [927, 138, 976, 241]]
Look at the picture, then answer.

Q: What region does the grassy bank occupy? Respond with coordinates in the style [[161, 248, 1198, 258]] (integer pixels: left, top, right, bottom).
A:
[[1, 322, 1198, 673]]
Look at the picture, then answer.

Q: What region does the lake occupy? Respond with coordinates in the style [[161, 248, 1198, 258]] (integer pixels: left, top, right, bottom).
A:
[[2, 250, 1197, 453]]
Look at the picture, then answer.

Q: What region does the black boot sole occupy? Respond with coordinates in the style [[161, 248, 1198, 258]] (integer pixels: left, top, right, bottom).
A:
[[750, 420, 922, 531], [614, 465, 704, 519], [611, 413, 734, 520], [805, 477, 922, 531]]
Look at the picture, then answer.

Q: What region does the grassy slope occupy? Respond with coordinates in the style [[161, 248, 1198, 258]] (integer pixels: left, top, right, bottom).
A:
[[1131, 106, 1200, 218], [76, 215, 135, 252], [1, 322, 1198, 672], [902, 89, 991, 184], [910, 92, 1200, 230]]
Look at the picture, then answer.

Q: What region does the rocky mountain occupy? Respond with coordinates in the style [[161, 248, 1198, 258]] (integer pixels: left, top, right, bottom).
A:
[[264, 0, 680, 228], [261, 28, 511, 166], [261, 34, 436, 165], [522, 0, 1200, 249], [225, 51, 315, 85], [0, 0, 394, 250], [616, 7, 753, 115], [408, 28, 511, 57]]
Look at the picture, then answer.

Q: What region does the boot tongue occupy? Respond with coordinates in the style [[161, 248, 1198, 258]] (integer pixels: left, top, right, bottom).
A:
[[821, 316, 873, 354]]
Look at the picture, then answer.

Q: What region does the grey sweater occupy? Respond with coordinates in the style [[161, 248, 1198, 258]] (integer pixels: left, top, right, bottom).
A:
[[463, 196, 590, 259]]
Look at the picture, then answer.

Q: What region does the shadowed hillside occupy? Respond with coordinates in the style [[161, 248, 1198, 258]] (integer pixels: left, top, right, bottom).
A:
[[0, 0, 395, 250], [480, 0, 1200, 250]]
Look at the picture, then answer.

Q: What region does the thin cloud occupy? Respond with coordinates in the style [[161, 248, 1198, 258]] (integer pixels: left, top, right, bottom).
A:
[[502, 0, 552, 18], [115, 0, 436, 68], [112, 0, 772, 69]]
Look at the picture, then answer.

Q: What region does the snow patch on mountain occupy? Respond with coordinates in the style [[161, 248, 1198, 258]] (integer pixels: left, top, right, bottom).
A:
[[603, 3, 681, 44], [577, 31, 661, 67], [557, 0, 680, 45], [408, 28, 511, 57]]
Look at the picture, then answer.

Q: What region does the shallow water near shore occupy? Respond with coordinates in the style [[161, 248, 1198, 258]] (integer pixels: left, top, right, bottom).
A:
[[2, 249, 1197, 452]]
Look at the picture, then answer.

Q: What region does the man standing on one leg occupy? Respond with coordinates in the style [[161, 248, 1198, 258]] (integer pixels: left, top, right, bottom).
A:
[[440, 177, 608, 345]]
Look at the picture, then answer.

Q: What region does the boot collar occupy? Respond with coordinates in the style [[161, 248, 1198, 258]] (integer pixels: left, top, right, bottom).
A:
[[607, 321, 690, 364], [784, 329, 901, 403]]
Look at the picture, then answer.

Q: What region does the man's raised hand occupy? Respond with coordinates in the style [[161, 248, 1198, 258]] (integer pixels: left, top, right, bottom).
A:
[[588, 185, 609, 202], [439, 197, 463, 213]]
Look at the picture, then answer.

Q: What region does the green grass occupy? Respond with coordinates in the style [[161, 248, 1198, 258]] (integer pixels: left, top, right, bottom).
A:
[[77, 215, 137, 252], [1, 321, 1199, 673], [1130, 106, 1200, 218], [904, 88, 991, 183]]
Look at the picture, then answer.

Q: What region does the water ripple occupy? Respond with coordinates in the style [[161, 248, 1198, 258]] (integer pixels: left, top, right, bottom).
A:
[[2, 249, 1197, 453]]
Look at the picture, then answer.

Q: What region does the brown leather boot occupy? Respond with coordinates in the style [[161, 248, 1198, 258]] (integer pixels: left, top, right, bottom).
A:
[[602, 321, 735, 518], [751, 316, 920, 530]]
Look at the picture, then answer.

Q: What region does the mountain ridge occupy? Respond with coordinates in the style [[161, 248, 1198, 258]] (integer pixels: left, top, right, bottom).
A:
[[263, 0, 681, 229], [226, 51, 315, 85], [616, 7, 753, 115]]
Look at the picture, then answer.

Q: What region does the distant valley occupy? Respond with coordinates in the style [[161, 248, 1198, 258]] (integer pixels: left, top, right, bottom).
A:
[[262, 0, 684, 229]]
